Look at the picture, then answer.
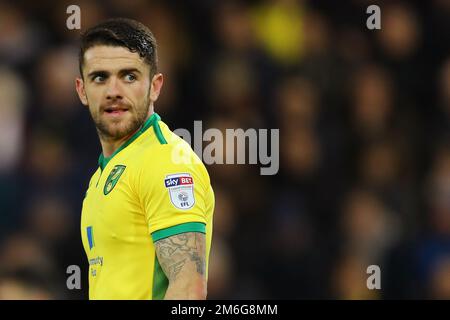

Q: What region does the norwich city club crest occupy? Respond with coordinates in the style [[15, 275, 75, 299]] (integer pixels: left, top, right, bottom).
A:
[[104, 165, 126, 195]]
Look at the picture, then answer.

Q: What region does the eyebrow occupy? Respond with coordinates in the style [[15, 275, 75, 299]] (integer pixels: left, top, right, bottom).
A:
[[118, 68, 142, 76], [87, 70, 109, 79]]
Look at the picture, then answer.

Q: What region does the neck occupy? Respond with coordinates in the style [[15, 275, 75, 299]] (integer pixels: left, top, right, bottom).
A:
[[100, 132, 134, 159], [99, 108, 154, 158]]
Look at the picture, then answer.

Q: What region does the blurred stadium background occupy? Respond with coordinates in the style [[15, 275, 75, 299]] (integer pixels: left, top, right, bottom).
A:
[[0, 0, 449, 299]]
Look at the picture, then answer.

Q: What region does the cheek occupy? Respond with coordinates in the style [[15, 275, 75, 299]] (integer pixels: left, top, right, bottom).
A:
[[85, 87, 103, 107], [130, 83, 150, 102]]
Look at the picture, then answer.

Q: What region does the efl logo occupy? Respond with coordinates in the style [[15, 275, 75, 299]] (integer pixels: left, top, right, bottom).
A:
[[164, 173, 195, 210]]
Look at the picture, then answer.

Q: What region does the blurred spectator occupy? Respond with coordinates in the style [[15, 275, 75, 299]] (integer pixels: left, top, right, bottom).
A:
[[0, 67, 26, 172], [0, 67, 27, 234], [429, 257, 450, 299], [377, 3, 421, 61], [406, 145, 450, 298], [0, 269, 56, 300], [0, 2, 46, 67], [340, 189, 401, 262], [350, 64, 395, 140], [332, 252, 379, 300]]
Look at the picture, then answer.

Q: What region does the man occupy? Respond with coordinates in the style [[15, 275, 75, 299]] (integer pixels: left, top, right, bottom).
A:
[[75, 18, 214, 300]]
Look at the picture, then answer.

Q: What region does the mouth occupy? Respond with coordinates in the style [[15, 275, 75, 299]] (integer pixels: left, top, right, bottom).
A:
[[103, 105, 129, 116]]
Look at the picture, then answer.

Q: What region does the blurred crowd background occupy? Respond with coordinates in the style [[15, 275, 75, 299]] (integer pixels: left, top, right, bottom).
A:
[[0, 0, 449, 299]]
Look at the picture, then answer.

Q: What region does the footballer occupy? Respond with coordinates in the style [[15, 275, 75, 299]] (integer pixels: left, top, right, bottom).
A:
[[75, 18, 215, 300]]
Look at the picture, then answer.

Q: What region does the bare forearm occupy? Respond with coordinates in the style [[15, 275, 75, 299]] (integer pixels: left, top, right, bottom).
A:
[[155, 232, 207, 300], [164, 277, 207, 300]]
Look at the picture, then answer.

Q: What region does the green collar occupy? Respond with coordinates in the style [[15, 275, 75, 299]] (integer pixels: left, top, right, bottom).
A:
[[98, 112, 164, 171]]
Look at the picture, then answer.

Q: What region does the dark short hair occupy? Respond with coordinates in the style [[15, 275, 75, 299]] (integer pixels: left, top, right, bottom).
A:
[[79, 18, 158, 78]]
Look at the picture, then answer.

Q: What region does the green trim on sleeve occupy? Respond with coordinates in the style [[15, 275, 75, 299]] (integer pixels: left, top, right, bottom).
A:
[[151, 222, 206, 242]]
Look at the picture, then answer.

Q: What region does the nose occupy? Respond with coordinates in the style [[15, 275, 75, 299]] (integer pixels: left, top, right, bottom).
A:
[[106, 77, 123, 100]]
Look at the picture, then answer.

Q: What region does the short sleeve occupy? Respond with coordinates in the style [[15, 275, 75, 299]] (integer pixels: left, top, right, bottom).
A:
[[137, 146, 210, 242]]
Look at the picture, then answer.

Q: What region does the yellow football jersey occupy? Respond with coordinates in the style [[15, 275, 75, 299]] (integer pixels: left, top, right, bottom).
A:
[[80, 113, 215, 300]]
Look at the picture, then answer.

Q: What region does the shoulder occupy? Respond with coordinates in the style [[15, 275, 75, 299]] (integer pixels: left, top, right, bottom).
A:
[[136, 121, 210, 186]]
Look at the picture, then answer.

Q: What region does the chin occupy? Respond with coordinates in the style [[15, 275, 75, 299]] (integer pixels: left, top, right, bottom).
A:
[[107, 122, 139, 139]]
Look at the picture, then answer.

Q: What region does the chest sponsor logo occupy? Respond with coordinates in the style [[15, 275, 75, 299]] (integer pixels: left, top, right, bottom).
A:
[[86, 226, 95, 250], [104, 165, 126, 195], [164, 173, 195, 209]]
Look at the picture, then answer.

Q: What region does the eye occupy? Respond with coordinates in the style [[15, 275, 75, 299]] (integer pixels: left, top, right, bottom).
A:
[[93, 75, 105, 83], [124, 73, 136, 82]]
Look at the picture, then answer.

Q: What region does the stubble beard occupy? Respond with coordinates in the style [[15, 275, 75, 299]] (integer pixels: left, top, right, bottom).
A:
[[91, 95, 151, 142]]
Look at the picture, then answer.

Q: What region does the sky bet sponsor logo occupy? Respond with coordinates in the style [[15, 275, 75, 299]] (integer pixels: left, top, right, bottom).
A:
[[164, 176, 194, 188]]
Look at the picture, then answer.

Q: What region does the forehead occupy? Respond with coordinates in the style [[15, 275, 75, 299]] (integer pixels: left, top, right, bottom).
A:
[[83, 45, 148, 73]]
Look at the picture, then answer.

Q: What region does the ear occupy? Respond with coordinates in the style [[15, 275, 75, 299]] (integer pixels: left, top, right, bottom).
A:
[[75, 77, 88, 106], [150, 73, 164, 102]]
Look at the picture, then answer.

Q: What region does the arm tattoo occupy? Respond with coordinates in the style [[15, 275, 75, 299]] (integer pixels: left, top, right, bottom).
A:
[[155, 232, 206, 281]]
